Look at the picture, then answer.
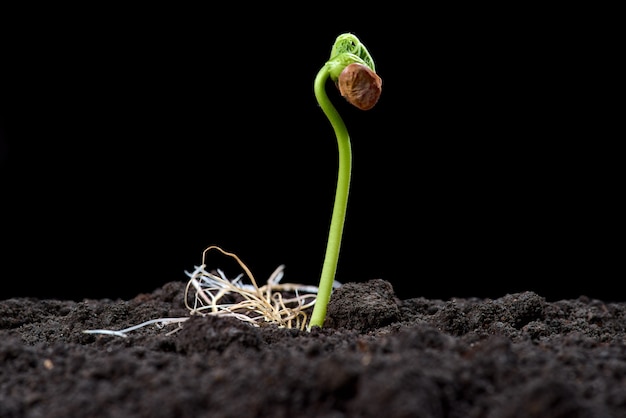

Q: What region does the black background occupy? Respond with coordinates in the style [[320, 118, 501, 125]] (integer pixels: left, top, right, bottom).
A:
[[1, 6, 621, 302]]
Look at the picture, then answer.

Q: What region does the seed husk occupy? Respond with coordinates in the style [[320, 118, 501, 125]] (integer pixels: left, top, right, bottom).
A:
[[337, 63, 382, 111]]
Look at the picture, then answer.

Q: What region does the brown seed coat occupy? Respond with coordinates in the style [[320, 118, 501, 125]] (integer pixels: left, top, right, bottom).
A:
[[337, 63, 382, 111]]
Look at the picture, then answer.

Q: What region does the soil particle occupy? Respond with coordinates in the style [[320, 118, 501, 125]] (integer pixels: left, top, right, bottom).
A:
[[1, 279, 625, 417]]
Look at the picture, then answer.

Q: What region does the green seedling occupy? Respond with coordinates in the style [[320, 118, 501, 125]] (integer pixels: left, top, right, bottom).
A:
[[308, 33, 382, 330], [83, 34, 382, 337]]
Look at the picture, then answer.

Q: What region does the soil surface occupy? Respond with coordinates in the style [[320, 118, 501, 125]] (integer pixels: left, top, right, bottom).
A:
[[1, 278, 625, 418]]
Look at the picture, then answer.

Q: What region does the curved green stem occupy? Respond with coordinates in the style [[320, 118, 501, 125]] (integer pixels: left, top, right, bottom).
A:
[[308, 65, 352, 330]]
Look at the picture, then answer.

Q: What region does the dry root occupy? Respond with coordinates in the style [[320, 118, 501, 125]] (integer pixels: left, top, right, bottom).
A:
[[183, 245, 319, 330], [84, 245, 331, 336]]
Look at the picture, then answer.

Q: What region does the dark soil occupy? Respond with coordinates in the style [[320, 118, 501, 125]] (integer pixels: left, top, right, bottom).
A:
[[1, 279, 625, 418]]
